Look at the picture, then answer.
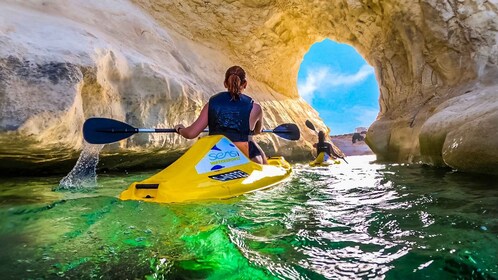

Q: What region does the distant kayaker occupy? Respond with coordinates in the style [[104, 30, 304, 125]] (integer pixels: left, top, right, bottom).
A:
[[313, 131, 335, 160], [173, 65, 268, 164]]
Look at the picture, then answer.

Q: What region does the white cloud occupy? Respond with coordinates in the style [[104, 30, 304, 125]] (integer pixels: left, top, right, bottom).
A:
[[297, 68, 329, 102], [330, 64, 375, 86], [298, 64, 374, 102]]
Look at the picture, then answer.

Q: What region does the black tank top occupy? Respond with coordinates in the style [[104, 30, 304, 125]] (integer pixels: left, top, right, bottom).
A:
[[317, 141, 332, 155], [208, 92, 254, 142]]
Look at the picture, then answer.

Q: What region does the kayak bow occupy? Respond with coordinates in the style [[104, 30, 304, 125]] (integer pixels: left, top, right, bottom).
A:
[[120, 135, 291, 203]]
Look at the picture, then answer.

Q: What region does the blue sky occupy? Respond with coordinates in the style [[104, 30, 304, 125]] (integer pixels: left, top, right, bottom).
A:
[[297, 39, 379, 135]]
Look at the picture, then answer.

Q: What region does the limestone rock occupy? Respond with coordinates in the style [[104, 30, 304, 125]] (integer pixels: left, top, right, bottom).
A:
[[420, 85, 498, 174], [0, 0, 497, 175], [0, 0, 323, 175]]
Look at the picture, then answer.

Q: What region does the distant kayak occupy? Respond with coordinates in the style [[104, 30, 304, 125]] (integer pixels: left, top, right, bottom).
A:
[[120, 135, 291, 203], [309, 152, 341, 167]]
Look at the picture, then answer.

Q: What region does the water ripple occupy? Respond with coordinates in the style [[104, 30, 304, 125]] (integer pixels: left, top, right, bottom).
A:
[[225, 156, 497, 279], [1, 155, 496, 279]]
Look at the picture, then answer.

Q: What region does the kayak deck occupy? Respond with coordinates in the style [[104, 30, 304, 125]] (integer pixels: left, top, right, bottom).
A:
[[120, 135, 291, 203]]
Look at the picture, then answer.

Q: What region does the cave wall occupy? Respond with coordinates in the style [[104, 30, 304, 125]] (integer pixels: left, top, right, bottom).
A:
[[0, 0, 496, 174]]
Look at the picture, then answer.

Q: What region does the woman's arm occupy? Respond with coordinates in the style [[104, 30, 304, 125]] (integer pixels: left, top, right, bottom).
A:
[[250, 103, 263, 135], [174, 104, 208, 139]]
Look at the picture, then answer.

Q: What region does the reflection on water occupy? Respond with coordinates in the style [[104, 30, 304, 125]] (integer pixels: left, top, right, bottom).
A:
[[0, 155, 496, 279]]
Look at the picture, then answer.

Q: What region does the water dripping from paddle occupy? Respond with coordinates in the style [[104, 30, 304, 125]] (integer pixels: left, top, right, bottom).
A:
[[57, 141, 104, 190]]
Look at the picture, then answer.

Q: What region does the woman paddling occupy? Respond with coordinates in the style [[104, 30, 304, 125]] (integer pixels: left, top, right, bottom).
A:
[[173, 65, 268, 164], [313, 131, 335, 161]]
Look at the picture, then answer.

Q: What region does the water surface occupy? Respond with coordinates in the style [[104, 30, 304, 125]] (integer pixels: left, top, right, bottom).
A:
[[0, 155, 496, 279]]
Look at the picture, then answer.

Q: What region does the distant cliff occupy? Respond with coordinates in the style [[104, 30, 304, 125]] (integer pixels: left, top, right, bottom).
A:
[[331, 135, 374, 157]]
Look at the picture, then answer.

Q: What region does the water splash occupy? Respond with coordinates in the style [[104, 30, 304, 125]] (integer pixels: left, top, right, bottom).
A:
[[57, 142, 104, 190]]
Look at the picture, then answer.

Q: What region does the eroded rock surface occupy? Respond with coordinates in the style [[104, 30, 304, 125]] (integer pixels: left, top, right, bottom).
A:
[[0, 0, 496, 174]]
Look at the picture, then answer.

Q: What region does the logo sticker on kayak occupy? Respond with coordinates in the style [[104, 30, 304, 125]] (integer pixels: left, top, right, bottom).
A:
[[209, 170, 249, 181], [195, 138, 249, 174]]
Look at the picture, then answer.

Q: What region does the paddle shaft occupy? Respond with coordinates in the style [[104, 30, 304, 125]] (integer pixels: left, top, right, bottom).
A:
[[96, 128, 284, 134], [97, 128, 189, 133], [84, 117, 300, 144]]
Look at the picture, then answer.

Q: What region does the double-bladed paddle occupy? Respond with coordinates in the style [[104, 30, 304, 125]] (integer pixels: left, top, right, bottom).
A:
[[83, 117, 300, 144], [305, 120, 349, 164]]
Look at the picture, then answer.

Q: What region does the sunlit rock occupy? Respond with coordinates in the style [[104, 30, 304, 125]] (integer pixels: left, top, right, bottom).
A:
[[0, 0, 322, 174], [420, 85, 498, 174], [0, 0, 496, 175]]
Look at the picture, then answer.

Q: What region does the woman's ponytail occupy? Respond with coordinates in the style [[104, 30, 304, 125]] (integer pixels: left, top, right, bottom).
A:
[[227, 74, 241, 97], [224, 66, 246, 100], [318, 131, 325, 144]]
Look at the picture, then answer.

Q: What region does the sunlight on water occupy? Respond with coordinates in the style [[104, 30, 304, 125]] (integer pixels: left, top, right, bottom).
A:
[[0, 155, 496, 279], [57, 142, 104, 190]]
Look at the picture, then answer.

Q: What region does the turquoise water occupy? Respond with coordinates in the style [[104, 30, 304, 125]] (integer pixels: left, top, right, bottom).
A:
[[0, 155, 496, 279]]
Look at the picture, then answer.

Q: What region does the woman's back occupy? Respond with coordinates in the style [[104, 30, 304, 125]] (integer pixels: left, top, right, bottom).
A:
[[207, 91, 254, 142]]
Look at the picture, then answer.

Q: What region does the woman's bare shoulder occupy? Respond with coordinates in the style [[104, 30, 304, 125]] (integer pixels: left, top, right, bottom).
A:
[[252, 102, 262, 111]]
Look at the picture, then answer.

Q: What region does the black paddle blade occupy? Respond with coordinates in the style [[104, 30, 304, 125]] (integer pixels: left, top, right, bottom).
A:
[[273, 123, 300, 141], [305, 120, 316, 132], [83, 118, 138, 144]]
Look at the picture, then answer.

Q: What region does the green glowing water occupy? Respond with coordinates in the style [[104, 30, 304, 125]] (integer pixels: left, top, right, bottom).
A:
[[0, 155, 496, 279]]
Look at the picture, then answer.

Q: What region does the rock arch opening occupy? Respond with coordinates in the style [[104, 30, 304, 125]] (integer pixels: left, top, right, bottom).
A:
[[297, 39, 379, 136]]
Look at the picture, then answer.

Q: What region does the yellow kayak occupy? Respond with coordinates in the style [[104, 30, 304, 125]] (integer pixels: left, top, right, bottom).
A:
[[309, 152, 341, 167], [120, 135, 291, 203]]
